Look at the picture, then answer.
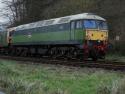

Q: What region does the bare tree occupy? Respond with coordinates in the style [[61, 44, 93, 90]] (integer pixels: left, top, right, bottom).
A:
[[1, 0, 26, 26]]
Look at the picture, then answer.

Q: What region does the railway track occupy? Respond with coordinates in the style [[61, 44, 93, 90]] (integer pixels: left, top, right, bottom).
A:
[[0, 55, 125, 71]]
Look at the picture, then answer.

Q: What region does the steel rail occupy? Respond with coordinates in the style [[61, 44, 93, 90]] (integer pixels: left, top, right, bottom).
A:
[[0, 55, 125, 71]]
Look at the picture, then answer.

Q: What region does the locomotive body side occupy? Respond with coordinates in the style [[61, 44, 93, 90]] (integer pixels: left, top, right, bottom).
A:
[[11, 23, 85, 47], [11, 23, 72, 45], [5, 13, 108, 60]]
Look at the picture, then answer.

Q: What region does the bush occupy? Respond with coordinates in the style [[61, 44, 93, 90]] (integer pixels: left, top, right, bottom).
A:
[[108, 41, 125, 56]]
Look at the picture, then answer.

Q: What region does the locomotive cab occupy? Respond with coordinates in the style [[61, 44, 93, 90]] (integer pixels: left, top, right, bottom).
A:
[[70, 18, 108, 60], [70, 13, 108, 60], [83, 19, 108, 60]]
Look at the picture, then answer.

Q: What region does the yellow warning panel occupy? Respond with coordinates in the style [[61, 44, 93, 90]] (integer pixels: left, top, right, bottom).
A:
[[86, 30, 108, 41]]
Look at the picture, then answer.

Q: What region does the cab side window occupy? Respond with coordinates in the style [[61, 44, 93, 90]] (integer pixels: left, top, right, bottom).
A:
[[76, 20, 82, 29], [71, 21, 75, 30]]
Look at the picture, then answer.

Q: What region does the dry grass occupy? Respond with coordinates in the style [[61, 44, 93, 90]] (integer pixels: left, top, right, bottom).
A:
[[97, 77, 125, 94], [0, 60, 124, 94]]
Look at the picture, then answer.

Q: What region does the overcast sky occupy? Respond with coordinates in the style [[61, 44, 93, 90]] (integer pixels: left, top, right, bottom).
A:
[[0, 0, 9, 23]]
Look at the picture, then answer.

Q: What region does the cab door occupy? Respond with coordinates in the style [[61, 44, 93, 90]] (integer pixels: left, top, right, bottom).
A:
[[74, 20, 84, 41], [70, 21, 75, 40]]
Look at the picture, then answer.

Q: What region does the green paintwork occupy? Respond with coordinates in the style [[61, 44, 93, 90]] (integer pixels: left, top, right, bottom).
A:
[[12, 29, 85, 45], [12, 31, 70, 43], [75, 29, 85, 40]]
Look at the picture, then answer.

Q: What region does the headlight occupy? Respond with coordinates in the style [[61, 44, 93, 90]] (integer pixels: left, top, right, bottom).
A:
[[98, 40, 101, 43]]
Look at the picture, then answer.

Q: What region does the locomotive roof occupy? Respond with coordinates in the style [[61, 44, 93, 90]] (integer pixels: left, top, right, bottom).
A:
[[15, 13, 106, 31]]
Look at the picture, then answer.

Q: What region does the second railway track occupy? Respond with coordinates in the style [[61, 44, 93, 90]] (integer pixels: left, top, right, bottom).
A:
[[0, 55, 125, 71]]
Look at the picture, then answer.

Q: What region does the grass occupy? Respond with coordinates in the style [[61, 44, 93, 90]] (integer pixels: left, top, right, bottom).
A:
[[0, 60, 124, 94], [106, 54, 125, 62]]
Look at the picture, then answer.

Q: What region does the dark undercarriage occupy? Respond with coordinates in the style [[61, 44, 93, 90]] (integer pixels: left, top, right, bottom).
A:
[[0, 43, 106, 61]]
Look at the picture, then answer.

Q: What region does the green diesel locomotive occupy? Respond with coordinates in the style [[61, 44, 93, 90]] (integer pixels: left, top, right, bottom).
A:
[[0, 13, 108, 60]]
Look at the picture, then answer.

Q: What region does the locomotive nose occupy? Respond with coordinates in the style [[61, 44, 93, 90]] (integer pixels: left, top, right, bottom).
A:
[[86, 30, 108, 41]]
